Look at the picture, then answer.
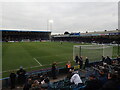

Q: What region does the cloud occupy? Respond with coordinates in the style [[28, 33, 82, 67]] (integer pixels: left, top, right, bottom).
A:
[[2, 2, 118, 33]]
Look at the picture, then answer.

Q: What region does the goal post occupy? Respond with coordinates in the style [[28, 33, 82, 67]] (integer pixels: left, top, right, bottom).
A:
[[73, 45, 113, 62]]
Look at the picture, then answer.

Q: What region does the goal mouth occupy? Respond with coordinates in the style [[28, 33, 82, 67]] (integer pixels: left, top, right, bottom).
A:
[[73, 45, 113, 62]]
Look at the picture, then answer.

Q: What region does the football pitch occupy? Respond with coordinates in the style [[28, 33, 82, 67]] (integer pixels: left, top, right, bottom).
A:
[[2, 42, 119, 78]]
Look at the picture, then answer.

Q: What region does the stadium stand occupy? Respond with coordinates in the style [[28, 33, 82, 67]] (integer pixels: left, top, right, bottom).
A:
[[52, 30, 120, 44], [1, 29, 51, 42], [1, 56, 120, 90], [1, 29, 120, 90]]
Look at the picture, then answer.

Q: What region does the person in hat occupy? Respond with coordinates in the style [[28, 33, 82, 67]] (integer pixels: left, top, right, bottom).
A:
[[17, 66, 26, 86]]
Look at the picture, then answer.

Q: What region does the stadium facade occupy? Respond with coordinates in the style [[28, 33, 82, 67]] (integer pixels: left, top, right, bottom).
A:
[[1, 29, 51, 42], [52, 30, 120, 44]]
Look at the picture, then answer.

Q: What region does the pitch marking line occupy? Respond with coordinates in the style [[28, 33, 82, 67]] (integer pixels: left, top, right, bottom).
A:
[[33, 58, 42, 66], [2, 60, 74, 73]]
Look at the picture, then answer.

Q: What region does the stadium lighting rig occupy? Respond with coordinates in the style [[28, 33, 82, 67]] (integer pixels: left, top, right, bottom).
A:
[[117, 29, 120, 56], [48, 20, 54, 23], [47, 19, 54, 31]]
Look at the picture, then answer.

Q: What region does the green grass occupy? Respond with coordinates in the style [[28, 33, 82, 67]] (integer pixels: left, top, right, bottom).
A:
[[2, 42, 120, 78], [2, 42, 80, 77]]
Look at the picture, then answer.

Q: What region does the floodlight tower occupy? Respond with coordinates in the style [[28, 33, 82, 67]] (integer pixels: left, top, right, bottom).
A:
[[117, 29, 120, 56], [47, 19, 54, 31]]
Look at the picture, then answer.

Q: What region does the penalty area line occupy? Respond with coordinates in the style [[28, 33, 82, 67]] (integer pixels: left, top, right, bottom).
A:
[[33, 58, 42, 66]]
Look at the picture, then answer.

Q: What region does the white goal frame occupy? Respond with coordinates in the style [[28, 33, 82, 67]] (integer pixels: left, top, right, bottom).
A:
[[73, 44, 113, 62]]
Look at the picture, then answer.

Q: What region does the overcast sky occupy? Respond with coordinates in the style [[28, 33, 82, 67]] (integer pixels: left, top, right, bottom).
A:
[[1, 2, 118, 34]]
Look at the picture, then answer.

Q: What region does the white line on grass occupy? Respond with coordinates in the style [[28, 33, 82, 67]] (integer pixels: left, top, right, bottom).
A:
[[33, 58, 42, 66], [2, 60, 73, 73]]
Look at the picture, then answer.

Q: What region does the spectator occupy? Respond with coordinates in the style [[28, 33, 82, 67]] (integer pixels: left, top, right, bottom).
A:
[[98, 70, 107, 85], [102, 56, 105, 62], [75, 55, 79, 64], [23, 78, 32, 90], [51, 62, 57, 79], [41, 77, 52, 90], [104, 56, 112, 65], [17, 66, 26, 86], [70, 70, 83, 86], [84, 57, 89, 69], [66, 68, 74, 79], [99, 73, 119, 90], [10, 71, 16, 89], [79, 56, 83, 69], [84, 74, 102, 90], [66, 61, 71, 72], [31, 80, 40, 90], [38, 74, 44, 83]]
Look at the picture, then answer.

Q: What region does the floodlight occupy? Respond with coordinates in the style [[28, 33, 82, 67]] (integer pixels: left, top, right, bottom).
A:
[[49, 20, 54, 23]]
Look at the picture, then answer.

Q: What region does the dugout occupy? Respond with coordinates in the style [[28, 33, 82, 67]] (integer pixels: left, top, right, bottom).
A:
[[1, 29, 51, 42]]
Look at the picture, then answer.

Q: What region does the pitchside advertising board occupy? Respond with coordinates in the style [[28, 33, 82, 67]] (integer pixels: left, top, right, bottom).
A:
[[70, 33, 80, 36], [109, 32, 120, 35]]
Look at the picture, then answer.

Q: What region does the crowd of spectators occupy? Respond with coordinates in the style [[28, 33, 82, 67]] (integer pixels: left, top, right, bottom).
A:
[[9, 56, 120, 90], [74, 55, 89, 69], [52, 56, 120, 90]]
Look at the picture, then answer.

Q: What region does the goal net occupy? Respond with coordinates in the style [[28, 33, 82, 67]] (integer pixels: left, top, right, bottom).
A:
[[73, 45, 113, 62]]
